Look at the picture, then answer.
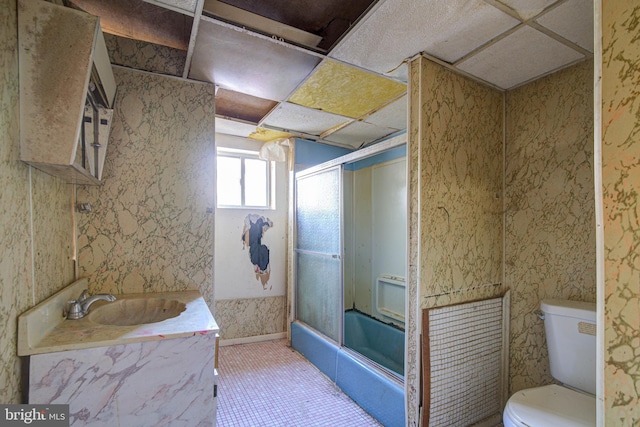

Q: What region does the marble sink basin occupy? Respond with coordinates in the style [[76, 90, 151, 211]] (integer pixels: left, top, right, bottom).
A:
[[88, 297, 187, 326], [17, 278, 219, 356]]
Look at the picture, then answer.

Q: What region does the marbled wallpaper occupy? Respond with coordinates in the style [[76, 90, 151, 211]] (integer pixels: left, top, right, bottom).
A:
[[104, 34, 186, 77], [31, 174, 75, 304], [0, 0, 30, 404], [602, 2, 640, 424], [76, 68, 216, 308], [406, 58, 421, 427], [1, 0, 75, 403], [505, 60, 595, 394], [407, 56, 504, 426], [417, 58, 504, 305], [215, 296, 287, 340]]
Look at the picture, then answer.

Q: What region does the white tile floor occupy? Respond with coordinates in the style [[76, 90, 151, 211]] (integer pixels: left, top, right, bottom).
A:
[[216, 339, 382, 427]]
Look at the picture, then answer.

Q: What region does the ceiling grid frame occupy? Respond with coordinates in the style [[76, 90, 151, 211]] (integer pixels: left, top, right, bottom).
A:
[[75, 0, 594, 148]]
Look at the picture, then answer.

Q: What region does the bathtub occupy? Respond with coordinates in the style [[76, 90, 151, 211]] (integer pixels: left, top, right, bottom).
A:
[[291, 319, 405, 427], [344, 309, 405, 376]]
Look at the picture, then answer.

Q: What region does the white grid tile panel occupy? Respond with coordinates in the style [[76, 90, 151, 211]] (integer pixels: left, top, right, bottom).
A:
[[428, 297, 504, 427]]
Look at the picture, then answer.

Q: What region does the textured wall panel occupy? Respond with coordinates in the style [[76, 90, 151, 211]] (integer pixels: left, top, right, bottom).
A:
[[104, 34, 186, 77], [407, 55, 504, 427], [601, 2, 640, 423], [215, 296, 286, 340], [77, 68, 215, 308], [505, 60, 595, 394], [0, 0, 75, 403], [417, 57, 504, 303]]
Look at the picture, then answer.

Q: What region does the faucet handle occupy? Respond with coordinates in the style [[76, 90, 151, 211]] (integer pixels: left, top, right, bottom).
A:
[[77, 289, 89, 302], [65, 300, 83, 319]]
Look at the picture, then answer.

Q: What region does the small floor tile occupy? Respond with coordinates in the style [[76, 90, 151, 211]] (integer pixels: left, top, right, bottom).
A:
[[216, 339, 382, 427]]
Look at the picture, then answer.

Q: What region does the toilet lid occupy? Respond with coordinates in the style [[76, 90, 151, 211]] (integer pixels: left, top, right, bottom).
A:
[[505, 384, 596, 427]]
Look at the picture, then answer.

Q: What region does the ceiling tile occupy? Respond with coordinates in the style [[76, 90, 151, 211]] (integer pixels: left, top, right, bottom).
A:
[[249, 128, 293, 142], [216, 88, 278, 123], [324, 120, 398, 148], [496, 0, 560, 20], [456, 25, 584, 89], [262, 102, 350, 136], [215, 117, 257, 137], [288, 60, 406, 119], [330, 0, 520, 80], [189, 18, 322, 101], [363, 95, 407, 131], [535, 0, 594, 53]]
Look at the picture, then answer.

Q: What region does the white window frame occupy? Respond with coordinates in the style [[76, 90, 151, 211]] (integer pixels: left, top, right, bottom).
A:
[[216, 147, 275, 209]]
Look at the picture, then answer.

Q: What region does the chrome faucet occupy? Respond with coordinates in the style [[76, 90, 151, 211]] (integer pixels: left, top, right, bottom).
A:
[[65, 289, 116, 320]]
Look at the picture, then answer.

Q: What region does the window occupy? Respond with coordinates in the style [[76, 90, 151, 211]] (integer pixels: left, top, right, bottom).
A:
[[216, 148, 274, 209]]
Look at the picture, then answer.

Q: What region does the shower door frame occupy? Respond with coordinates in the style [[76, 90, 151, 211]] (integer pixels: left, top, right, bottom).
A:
[[290, 133, 408, 366]]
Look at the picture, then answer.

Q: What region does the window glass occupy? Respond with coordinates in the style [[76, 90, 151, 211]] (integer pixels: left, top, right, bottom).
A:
[[244, 158, 267, 206], [216, 148, 272, 209], [217, 156, 242, 206]]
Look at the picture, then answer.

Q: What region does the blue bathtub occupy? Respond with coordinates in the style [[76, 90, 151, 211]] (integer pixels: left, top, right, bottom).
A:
[[344, 309, 405, 376], [291, 320, 405, 427]]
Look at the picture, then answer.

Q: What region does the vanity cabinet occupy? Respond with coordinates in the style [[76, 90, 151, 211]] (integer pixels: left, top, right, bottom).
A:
[[28, 335, 217, 426], [18, 0, 117, 185], [18, 279, 219, 426]]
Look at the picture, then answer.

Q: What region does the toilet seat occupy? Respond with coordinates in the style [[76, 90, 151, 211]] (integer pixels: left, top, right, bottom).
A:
[[504, 384, 595, 427]]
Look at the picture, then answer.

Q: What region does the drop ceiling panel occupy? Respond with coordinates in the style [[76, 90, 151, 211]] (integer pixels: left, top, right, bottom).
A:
[[215, 117, 257, 137], [324, 120, 398, 148], [189, 18, 322, 100], [289, 60, 406, 119], [248, 128, 292, 142], [496, 0, 560, 20], [536, 0, 594, 53], [262, 102, 350, 136], [216, 88, 278, 123], [363, 95, 407, 131], [457, 25, 584, 89], [330, 0, 520, 80], [85, 0, 594, 142]]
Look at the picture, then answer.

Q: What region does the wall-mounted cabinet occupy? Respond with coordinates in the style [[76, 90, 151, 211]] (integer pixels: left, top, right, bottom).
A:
[[18, 0, 116, 185]]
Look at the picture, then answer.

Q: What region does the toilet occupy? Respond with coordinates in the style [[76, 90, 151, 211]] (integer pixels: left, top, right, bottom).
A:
[[503, 299, 597, 427]]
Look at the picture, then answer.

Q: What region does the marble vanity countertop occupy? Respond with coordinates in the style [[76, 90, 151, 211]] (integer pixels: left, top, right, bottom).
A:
[[18, 278, 219, 356]]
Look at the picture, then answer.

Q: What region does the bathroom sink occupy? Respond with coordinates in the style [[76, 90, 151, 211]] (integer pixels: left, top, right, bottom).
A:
[[88, 297, 187, 326]]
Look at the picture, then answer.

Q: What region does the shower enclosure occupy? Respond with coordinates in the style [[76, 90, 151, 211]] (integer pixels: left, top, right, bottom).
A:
[[291, 135, 407, 427]]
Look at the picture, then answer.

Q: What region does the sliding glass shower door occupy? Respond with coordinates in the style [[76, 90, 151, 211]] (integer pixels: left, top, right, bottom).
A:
[[295, 165, 342, 342]]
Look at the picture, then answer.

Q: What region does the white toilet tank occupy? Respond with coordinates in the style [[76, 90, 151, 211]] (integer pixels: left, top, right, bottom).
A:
[[541, 299, 597, 395]]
